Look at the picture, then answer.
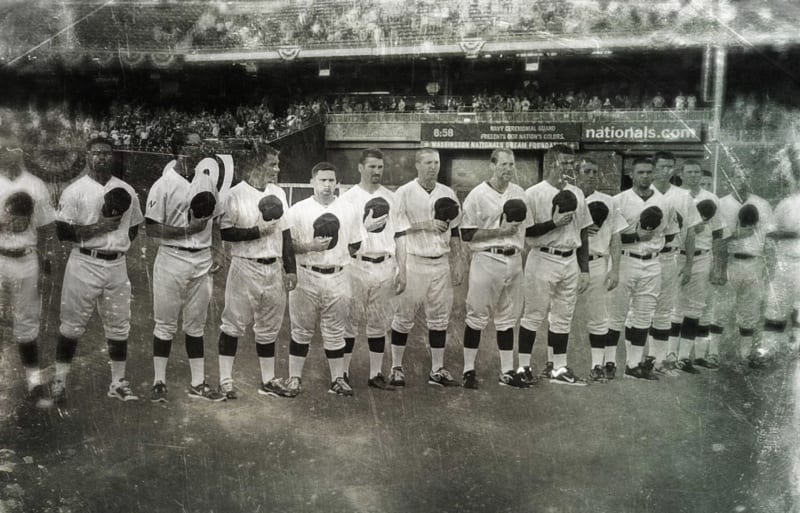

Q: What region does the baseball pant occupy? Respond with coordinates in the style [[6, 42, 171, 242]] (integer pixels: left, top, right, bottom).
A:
[[711, 257, 765, 330], [59, 249, 131, 340], [576, 255, 611, 335], [764, 257, 800, 322], [673, 252, 712, 320], [0, 252, 40, 343], [345, 258, 396, 339], [520, 251, 579, 334], [652, 250, 678, 331], [392, 254, 453, 333], [220, 257, 285, 344], [465, 252, 523, 332], [289, 266, 350, 351], [608, 255, 661, 331], [152, 246, 213, 340]]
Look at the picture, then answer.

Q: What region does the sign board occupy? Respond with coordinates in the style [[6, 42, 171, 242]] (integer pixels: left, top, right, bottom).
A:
[[581, 121, 703, 143], [421, 122, 580, 150]]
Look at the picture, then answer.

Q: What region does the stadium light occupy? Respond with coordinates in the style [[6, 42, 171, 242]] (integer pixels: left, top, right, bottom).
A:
[[525, 56, 539, 72], [319, 61, 331, 77]]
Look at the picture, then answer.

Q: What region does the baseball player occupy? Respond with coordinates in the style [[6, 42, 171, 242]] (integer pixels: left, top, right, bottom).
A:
[[0, 123, 56, 407], [708, 166, 772, 368], [520, 144, 592, 386], [283, 162, 363, 396], [648, 151, 702, 376], [389, 147, 465, 387], [574, 157, 626, 382], [460, 148, 531, 389], [700, 170, 713, 192], [51, 136, 144, 403], [670, 160, 725, 371], [338, 148, 408, 390], [145, 130, 225, 402], [607, 157, 675, 380], [216, 146, 296, 398]]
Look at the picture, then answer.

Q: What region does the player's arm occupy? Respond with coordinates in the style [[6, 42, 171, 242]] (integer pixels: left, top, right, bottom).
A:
[[605, 232, 621, 291], [449, 227, 466, 286], [128, 223, 140, 242], [767, 229, 800, 240], [55, 217, 121, 242], [394, 231, 408, 294], [577, 228, 589, 274], [406, 219, 448, 233], [145, 217, 209, 239], [460, 224, 518, 243], [220, 222, 277, 242]]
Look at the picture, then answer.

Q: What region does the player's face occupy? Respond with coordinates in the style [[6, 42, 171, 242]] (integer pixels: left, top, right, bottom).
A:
[[631, 163, 654, 189], [248, 155, 279, 189], [178, 134, 204, 168], [700, 175, 713, 191], [682, 164, 703, 189], [312, 169, 337, 199], [550, 152, 576, 184], [359, 157, 384, 184], [578, 161, 599, 191], [415, 152, 440, 183], [491, 151, 515, 184], [654, 158, 674, 183], [87, 142, 114, 176]]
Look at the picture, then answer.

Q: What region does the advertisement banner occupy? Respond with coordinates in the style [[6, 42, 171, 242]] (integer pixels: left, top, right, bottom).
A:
[[421, 122, 580, 149], [581, 121, 704, 143]]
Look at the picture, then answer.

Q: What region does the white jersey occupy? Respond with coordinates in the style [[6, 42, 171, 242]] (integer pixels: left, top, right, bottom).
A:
[[720, 193, 773, 256], [461, 181, 531, 251], [772, 193, 800, 259], [661, 184, 702, 248], [0, 169, 55, 251], [686, 188, 724, 251], [220, 181, 289, 259], [394, 180, 461, 258], [525, 181, 592, 251], [338, 184, 409, 258], [285, 195, 361, 267], [57, 174, 144, 253], [145, 162, 220, 249], [614, 186, 673, 254], [586, 190, 627, 256]]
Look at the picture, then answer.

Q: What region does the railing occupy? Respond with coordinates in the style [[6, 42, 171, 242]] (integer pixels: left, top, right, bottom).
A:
[[327, 109, 712, 123]]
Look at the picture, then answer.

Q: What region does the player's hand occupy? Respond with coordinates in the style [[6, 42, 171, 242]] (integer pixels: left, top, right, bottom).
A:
[[95, 215, 122, 235], [186, 216, 210, 236], [577, 272, 590, 293], [420, 219, 449, 233], [678, 264, 692, 286], [587, 224, 600, 237], [257, 220, 279, 238], [363, 209, 388, 232], [604, 270, 619, 291], [736, 225, 755, 239], [635, 224, 655, 242], [6, 216, 30, 233], [709, 264, 727, 286], [210, 247, 225, 274], [394, 269, 407, 294], [497, 221, 521, 237], [308, 236, 333, 252], [284, 272, 297, 291], [552, 209, 573, 227]]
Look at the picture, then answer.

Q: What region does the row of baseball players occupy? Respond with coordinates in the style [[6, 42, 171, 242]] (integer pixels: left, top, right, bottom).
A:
[[2, 127, 800, 407]]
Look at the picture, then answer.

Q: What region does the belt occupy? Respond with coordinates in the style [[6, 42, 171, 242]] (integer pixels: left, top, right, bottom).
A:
[[80, 248, 124, 260], [302, 264, 343, 274], [247, 256, 277, 265], [352, 254, 391, 264], [415, 254, 444, 260], [588, 253, 605, 261], [0, 247, 32, 258], [484, 247, 518, 256], [622, 250, 658, 260], [166, 245, 207, 253], [733, 253, 757, 260], [539, 247, 574, 258], [660, 246, 678, 254], [680, 249, 710, 256]]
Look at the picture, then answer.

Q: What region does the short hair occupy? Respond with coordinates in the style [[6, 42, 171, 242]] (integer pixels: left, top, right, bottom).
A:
[[490, 148, 514, 164], [86, 136, 113, 151], [170, 129, 201, 156], [547, 144, 574, 159], [359, 148, 384, 164], [632, 157, 653, 168], [259, 145, 280, 160], [579, 157, 598, 167], [415, 147, 438, 163], [653, 151, 675, 163], [311, 161, 337, 178], [681, 159, 702, 171], [702, 170, 712, 177]]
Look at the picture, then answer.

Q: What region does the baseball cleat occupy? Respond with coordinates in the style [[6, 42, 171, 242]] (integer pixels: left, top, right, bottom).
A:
[[694, 356, 720, 371], [343, 372, 351, 386], [283, 377, 302, 397], [499, 370, 529, 388], [589, 365, 608, 383], [604, 362, 617, 380], [540, 361, 554, 379], [259, 378, 291, 398], [624, 364, 659, 381], [219, 378, 238, 400], [428, 367, 457, 386], [462, 370, 479, 389], [517, 366, 536, 386], [329, 377, 354, 396], [51, 379, 67, 405], [188, 382, 226, 402], [549, 366, 587, 386], [29, 384, 53, 409], [108, 379, 139, 401], [675, 358, 701, 374], [150, 381, 168, 403], [388, 366, 406, 387], [368, 373, 395, 391]]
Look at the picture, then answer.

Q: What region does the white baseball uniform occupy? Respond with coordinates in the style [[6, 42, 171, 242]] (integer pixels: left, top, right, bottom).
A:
[[57, 174, 144, 340], [391, 180, 461, 333], [146, 162, 221, 340], [763, 193, 800, 341], [462, 181, 531, 332], [0, 170, 55, 343], [577, 191, 628, 335], [219, 182, 289, 344], [521, 181, 592, 334], [285, 195, 361, 350], [339, 184, 408, 339]]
